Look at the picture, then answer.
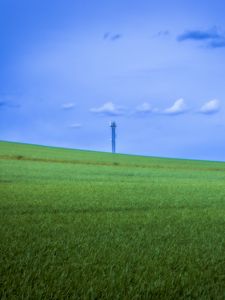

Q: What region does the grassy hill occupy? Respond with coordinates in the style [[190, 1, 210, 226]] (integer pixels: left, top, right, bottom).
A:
[[0, 141, 225, 299]]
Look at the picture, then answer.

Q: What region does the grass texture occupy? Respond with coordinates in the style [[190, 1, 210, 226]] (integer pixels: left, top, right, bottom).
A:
[[0, 141, 225, 299]]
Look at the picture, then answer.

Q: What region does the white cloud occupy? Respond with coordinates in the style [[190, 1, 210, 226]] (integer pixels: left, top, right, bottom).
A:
[[90, 102, 125, 116], [136, 102, 152, 113], [164, 98, 187, 115], [199, 99, 220, 114], [135, 102, 159, 114], [61, 102, 76, 109], [68, 123, 82, 129]]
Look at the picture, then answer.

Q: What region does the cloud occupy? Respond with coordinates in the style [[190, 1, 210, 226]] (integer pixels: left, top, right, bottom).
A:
[[209, 39, 225, 48], [103, 32, 122, 41], [61, 102, 76, 109], [68, 123, 82, 129], [164, 98, 187, 115], [103, 32, 110, 40], [111, 34, 122, 41], [135, 102, 155, 113], [177, 28, 225, 48], [177, 29, 219, 41], [0, 101, 8, 107], [0, 100, 20, 109], [90, 102, 125, 116], [156, 30, 170, 37], [199, 99, 220, 114]]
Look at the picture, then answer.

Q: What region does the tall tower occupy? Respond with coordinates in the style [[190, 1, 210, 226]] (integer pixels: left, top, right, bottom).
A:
[[110, 121, 117, 153]]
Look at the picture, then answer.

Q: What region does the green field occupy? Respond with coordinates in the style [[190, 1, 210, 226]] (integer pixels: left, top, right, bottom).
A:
[[0, 141, 225, 299]]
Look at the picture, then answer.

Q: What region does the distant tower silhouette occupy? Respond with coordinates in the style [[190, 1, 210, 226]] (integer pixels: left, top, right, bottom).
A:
[[110, 121, 117, 153]]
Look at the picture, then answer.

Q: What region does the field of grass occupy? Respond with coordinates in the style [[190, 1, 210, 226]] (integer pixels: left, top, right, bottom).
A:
[[0, 141, 225, 299]]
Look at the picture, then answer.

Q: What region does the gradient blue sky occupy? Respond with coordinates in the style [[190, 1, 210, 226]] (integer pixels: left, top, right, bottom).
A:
[[1, 0, 225, 160]]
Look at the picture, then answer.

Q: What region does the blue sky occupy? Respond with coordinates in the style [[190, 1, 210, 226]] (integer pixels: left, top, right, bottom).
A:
[[1, 0, 225, 160]]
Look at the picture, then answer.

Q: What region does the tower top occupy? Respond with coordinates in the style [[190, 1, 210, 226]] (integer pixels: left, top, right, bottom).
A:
[[110, 121, 116, 153], [110, 121, 117, 128]]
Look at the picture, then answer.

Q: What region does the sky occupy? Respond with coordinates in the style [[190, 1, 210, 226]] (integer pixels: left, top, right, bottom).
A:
[[1, 0, 225, 161]]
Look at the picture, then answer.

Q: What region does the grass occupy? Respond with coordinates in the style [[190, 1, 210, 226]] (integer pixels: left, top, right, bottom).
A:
[[0, 140, 225, 299]]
